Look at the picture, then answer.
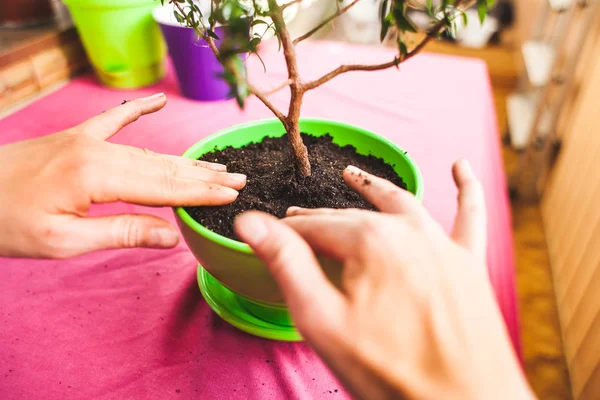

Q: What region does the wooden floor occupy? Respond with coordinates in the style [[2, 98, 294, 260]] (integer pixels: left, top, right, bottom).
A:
[[424, 41, 572, 399]]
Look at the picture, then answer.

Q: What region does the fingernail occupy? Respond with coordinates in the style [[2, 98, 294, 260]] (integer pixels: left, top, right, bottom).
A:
[[219, 186, 239, 201], [231, 173, 247, 183], [286, 206, 302, 216], [226, 173, 246, 190], [346, 165, 363, 175], [144, 92, 165, 100], [459, 159, 473, 176], [235, 213, 269, 245], [150, 228, 179, 248]]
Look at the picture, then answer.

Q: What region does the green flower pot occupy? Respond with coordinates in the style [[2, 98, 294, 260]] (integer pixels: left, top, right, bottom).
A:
[[63, 0, 166, 89], [174, 118, 424, 341]]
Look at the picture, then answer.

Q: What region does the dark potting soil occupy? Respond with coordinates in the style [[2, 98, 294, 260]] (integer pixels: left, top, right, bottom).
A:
[[185, 133, 407, 240]]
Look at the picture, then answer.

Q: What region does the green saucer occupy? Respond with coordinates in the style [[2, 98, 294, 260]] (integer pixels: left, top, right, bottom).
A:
[[197, 266, 303, 341]]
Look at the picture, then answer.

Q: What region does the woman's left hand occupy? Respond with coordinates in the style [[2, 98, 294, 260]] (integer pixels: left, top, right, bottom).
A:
[[0, 93, 246, 259]]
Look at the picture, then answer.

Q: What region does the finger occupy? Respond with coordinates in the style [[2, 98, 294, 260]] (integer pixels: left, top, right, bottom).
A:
[[127, 146, 227, 172], [286, 206, 361, 217], [281, 214, 364, 260], [343, 166, 423, 216], [64, 214, 179, 255], [451, 159, 487, 263], [94, 176, 240, 207], [235, 212, 345, 339], [79, 93, 167, 140], [120, 147, 241, 188], [90, 149, 246, 205], [164, 155, 227, 172], [125, 150, 246, 190]]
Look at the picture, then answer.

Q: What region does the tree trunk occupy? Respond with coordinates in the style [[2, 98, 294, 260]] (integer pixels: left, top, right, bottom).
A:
[[286, 121, 311, 177], [286, 83, 311, 177], [267, 2, 311, 177]]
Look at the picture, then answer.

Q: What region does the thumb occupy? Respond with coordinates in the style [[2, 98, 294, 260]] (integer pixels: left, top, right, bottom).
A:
[[234, 211, 345, 336], [451, 160, 487, 263], [68, 214, 179, 254]]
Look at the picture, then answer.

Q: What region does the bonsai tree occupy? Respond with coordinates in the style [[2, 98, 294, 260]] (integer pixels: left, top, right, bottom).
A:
[[162, 0, 493, 177]]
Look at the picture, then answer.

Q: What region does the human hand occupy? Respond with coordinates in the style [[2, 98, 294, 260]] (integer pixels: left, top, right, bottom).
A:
[[235, 161, 533, 400], [0, 93, 246, 259]]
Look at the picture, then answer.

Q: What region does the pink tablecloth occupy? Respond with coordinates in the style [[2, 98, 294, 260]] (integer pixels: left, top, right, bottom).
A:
[[0, 41, 520, 399]]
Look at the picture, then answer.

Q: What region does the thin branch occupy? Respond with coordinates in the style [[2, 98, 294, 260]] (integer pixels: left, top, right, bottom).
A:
[[249, 84, 286, 122], [293, 0, 362, 44], [399, 0, 470, 59], [269, 3, 300, 83], [280, 0, 305, 11], [303, 5, 456, 91], [403, 17, 448, 60], [172, 1, 220, 58], [303, 59, 399, 91], [263, 79, 293, 95]]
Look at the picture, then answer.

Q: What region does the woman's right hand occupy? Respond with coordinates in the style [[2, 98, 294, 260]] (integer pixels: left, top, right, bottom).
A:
[[235, 161, 534, 400]]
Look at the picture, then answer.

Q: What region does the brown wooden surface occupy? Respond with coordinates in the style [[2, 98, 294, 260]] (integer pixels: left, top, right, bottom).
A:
[[0, 25, 88, 115], [483, 47, 573, 400], [0, 24, 80, 67], [542, 30, 600, 399]]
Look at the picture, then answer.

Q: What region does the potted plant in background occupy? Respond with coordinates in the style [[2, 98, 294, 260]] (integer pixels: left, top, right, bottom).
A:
[[63, 0, 167, 88], [153, 1, 304, 100], [153, 4, 246, 101], [163, 0, 492, 340]]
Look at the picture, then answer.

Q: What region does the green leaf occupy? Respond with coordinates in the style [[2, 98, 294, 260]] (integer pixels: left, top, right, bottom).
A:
[[251, 19, 268, 27], [380, 19, 391, 42], [392, 2, 417, 34], [186, 10, 195, 26], [379, 0, 390, 42], [255, 51, 267, 73], [232, 58, 249, 108], [191, 3, 201, 14], [426, 0, 434, 17], [441, 0, 449, 12], [477, 0, 487, 24], [206, 29, 220, 40], [397, 37, 408, 59], [218, 56, 249, 109], [449, 20, 457, 38], [461, 11, 468, 26], [235, 81, 248, 108], [394, 13, 417, 33], [174, 10, 184, 24], [248, 36, 262, 52]]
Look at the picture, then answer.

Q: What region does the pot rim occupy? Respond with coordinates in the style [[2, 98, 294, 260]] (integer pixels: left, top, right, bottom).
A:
[[63, 0, 156, 10], [173, 117, 424, 254]]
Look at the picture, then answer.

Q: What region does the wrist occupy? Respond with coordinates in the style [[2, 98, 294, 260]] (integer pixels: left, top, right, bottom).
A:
[[347, 346, 534, 400]]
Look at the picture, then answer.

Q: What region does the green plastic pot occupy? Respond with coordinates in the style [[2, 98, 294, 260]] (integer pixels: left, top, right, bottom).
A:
[[174, 118, 424, 341], [63, 0, 166, 89]]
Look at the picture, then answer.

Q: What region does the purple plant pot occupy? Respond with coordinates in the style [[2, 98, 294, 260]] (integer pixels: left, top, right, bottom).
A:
[[153, 8, 246, 101]]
